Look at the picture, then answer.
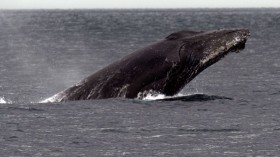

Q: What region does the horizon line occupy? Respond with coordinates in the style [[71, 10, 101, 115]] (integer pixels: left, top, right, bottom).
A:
[[0, 7, 280, 10]]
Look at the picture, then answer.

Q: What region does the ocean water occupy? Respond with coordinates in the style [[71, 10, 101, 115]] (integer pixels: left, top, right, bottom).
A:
[[0, 9, 280, 156]]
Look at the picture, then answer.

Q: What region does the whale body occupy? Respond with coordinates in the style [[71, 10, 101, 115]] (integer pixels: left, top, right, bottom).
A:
[[45, 29, 250, 102]]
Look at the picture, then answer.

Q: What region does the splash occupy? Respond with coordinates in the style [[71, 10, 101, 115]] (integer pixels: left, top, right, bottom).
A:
[[39, 98, 52, 103], [142, 93, 167, 100], [39, 94, 59, 103], [137, 87, 203, 101], [0, 97, 12, 104], [142, 92, 187, 101]]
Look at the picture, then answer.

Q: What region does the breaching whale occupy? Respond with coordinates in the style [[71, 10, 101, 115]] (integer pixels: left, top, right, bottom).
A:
[[45, 29, 250, 102]]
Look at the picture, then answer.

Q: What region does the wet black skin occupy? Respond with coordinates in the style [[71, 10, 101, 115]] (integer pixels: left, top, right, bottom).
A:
[[49, 29, 250, 102]]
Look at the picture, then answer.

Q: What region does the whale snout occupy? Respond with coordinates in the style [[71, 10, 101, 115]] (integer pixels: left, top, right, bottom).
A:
[[236, 28, 250, 36], [231, 29, 250, 53], [241, 29, 250, 36], [234, 29, 250, 42]]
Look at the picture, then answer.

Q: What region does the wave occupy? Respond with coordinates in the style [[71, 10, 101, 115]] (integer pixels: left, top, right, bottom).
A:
[[142, 93, 233, 102], [38, 92, 232, 103]]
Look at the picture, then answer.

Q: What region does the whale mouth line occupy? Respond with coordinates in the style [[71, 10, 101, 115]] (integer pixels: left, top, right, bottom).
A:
[[230, 38, 247, 54], [224, 33, 249, 57]]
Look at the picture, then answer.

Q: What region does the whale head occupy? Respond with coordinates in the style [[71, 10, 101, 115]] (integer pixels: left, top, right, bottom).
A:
[[196, 29, 249, 67], [178, 29, 249, 67], [163, 29, 250, 95]]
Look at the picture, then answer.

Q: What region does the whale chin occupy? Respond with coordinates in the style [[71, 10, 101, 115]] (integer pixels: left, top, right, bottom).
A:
[[231, 39, 247, 53]]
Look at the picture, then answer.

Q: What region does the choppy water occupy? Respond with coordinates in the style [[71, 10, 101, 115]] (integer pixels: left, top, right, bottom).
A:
[[0, 9, 280, 156]]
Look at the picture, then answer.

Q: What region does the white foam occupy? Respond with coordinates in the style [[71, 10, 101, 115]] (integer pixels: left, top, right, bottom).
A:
[[142, 93, 166, 100], [142, 93, 185, 101], [39, 94, 59, 103], [0, 97, 12, 104], [39, 98, 52, 103], [39, 90, 69, 103]]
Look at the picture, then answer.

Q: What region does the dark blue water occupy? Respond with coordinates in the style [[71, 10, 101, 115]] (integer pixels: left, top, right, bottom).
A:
[[0, 9, 280, 156]]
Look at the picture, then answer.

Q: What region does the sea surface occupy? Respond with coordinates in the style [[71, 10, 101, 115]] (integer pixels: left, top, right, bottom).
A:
[[0, 9, 280, 156]]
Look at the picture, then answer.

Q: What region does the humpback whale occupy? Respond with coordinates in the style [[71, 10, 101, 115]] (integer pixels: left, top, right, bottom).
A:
[[45, 29, 250, 102]]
